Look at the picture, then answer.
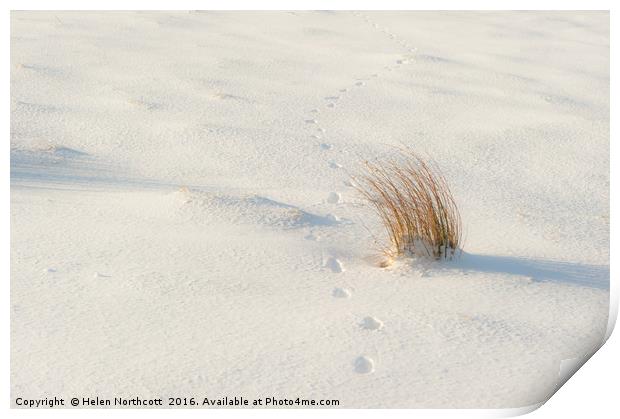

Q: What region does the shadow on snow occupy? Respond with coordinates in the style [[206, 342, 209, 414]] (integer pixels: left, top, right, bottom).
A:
[[452, 252, 609, 290]]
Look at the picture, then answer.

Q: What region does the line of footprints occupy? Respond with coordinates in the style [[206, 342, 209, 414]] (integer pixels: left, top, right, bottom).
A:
[[303, 11, 418, 375]]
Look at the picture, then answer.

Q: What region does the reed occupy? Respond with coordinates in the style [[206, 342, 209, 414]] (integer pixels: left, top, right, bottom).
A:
[[354, 151, 462, 262]]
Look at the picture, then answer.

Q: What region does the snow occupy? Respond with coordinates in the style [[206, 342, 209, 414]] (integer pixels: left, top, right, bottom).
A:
[[10, 11, 609, 408], [360, 316, 384, 331]]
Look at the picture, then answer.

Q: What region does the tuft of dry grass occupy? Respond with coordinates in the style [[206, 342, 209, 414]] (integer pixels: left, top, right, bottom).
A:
[[354, 150, 462, 262]]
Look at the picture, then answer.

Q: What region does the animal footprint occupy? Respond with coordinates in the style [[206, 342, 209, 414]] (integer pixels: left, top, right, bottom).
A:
[[327, 192, 341, 204], [320, 143, 332, 150], [305, 119, 318, 124], [325, 257, 344, 273], [355, 81, 365, 87], [326, 103, 335, 108], [326, 213, 340, 223], [360, 316, 383, 331], [332, 287, 351, 298], [305, 232, 320, 241], [354, 356, 375, 374]]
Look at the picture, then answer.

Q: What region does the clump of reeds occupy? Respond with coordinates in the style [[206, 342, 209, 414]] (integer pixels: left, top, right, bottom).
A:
[[354, 150, 462, 263]]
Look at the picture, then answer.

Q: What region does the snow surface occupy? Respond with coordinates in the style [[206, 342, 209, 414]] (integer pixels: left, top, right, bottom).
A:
[[10, 11, 609, 408]]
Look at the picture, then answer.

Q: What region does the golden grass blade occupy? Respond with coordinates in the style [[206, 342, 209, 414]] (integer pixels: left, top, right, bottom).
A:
[[354, 151, 462, 262]]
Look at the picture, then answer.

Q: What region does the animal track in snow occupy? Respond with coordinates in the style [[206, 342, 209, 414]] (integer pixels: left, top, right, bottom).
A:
[[304, 232, 320, 241], [352, 12, 419, 85], [325, 256, 344, 273], [326, 213, 341, 223], [299, 13, 419, 381], [354, 356, 375, 374], [360, 316, 383, 331], [332, 287, 351, 298], [327, 192, 341, 204]]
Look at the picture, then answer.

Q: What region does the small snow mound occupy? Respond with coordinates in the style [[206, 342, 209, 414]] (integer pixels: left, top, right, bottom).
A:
[[45, 145, 88, 157], [403, 237, 457, 260], [198, 193, 339, 229]]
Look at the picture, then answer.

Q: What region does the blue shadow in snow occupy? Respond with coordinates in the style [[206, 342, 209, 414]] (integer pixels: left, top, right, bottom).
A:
[[452, 252, 609, 290], [10, 147, 342, 228], [11, 147, 185, 192]]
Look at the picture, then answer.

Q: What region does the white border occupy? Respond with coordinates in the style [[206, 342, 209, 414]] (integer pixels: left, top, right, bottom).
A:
[[2, 0, 618, 10], [3, 1, 616, 418]]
